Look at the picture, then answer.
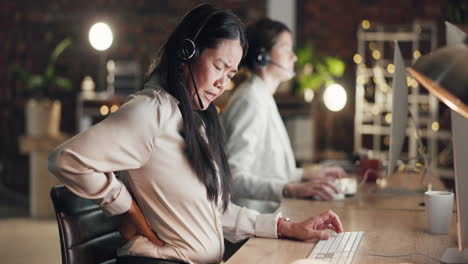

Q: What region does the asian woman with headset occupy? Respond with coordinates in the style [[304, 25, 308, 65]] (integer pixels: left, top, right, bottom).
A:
[[48, 5, 343, 264]]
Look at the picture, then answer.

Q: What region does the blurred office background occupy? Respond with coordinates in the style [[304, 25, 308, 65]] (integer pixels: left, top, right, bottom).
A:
[[0, 0, 466, 263]]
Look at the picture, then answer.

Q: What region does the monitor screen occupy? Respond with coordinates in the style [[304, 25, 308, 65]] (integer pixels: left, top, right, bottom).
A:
[[387, 41, 408, 177], [446, 21, 468, 252]]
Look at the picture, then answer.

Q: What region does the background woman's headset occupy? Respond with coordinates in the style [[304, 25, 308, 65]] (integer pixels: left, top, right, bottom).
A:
[[255, 48, 271, 67], [254, 47, 296, 76]]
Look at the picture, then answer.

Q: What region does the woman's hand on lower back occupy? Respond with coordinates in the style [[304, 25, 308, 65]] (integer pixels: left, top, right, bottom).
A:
[[119, 199, 165, 246]]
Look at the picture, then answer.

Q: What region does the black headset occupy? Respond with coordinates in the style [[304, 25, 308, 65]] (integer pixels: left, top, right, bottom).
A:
[[255, 46, 296, 77], [255, 47, 271, 67], [176, 10, 223, 109], [176, 10, 223, 62]]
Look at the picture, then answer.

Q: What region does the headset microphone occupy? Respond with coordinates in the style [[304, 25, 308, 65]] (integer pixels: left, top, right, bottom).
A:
[[256, 49, 296, 78], [176, 10, 223, 110], [188, 64, 205, 109], [269, 61, 296, 77]]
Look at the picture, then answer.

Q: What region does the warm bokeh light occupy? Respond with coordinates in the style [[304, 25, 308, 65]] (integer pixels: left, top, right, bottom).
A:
[[304, 89, 314, 103], [100, 105, 109, 115], [432, 121, 440, 131], [385, 113, 392, 123], [406, 77, 412, 87], [81, 76, 95, 92], [387, 63, 395, 74], [372, 50, 381, 59], [107, 60, 115, 71], [353, 54, 362, 64], [413, 50, 421, 59], [418, 147, 425, 155], [323, 84, 347, 112], [362, 20, 370, 29], [89, 22, 113, 51], [110, 104, 119, 113]]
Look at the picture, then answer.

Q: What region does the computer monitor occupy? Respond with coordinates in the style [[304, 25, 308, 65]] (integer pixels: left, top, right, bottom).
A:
[[387, 41, 408, 177], [407, 21, 468, 262]]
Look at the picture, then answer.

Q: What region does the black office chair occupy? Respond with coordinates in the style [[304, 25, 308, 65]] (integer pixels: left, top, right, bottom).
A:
[[51, 185, 123, 264]]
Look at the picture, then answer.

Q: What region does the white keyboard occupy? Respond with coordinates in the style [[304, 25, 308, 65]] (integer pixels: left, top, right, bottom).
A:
[[308, 231, 364, 264]]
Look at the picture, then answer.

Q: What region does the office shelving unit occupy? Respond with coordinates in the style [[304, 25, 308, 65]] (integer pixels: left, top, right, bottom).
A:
[[354, 20, 453, 178]]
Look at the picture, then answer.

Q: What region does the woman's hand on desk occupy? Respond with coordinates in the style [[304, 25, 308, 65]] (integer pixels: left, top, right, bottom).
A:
[[279, 210, 344, 240], [118, 199, 165, 246], [302, 167, 347, 182]]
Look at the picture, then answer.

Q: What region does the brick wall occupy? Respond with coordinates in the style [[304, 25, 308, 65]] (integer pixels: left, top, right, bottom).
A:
[[0, 0, 265, 193]]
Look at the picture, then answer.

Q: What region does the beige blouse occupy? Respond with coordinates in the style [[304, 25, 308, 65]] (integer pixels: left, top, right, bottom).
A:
[[48, 79, 280, 264]]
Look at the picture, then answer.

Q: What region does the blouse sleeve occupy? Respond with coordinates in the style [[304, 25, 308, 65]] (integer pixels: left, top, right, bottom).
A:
[[48, 90, 166, 215], [222, 202, 281, 243]]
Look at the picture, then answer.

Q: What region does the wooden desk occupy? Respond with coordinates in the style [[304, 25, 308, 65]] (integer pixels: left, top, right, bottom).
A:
[[226, 173, 457, 264], [19, 134, 70, 218]]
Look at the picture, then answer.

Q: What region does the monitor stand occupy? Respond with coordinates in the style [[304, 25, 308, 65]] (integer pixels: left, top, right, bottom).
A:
[[441, 248, 468, 263]]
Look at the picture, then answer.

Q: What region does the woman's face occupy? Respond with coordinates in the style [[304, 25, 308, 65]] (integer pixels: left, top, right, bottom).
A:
[[184, 38, 243, 110], [267, 30, 297, 82]]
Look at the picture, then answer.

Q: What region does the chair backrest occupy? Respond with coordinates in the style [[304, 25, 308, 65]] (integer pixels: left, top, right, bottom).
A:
[[50, 185, 122, 264]]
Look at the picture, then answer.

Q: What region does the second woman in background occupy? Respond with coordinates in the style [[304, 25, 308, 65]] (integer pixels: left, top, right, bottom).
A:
[[222, 18, 347, 213]]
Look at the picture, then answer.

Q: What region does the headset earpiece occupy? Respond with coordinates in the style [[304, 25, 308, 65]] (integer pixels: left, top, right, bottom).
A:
[[255, 47, 296, 77], [256, 48, 270, 67], [177, 39, 198, 62], [176, 10, 222, 63], [176, 9, 223, 109]]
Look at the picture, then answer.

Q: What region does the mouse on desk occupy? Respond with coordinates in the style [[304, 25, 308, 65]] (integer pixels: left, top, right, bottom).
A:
[[313, 182, 346, 201], [313, 178, 359, 201]]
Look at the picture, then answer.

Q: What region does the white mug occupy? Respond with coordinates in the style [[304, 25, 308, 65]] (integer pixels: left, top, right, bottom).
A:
[[425, 191, 454, 235]]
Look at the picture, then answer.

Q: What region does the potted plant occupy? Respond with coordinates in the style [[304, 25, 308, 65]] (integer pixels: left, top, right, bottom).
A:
[[12, 38, 72, 137], [295, 44, 346, 101]]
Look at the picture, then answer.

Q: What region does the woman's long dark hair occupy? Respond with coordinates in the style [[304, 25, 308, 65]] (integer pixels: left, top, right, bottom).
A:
[[145, 4, 247, 211]]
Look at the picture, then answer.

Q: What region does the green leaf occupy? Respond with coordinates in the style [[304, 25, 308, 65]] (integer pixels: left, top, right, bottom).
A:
[[308, 75, 325, 91], [54, 76, 73, 91], [299, 74, 324, 92], [44, 63, 55, 82], [51, 38, 72, 63], [27, 74, 45, 91], [325, 56, 346, 77], [325, 79, 335, 88], [293, 43, 346, 96], [11, 64, 32, 85], [296, 45, 314, 66]]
